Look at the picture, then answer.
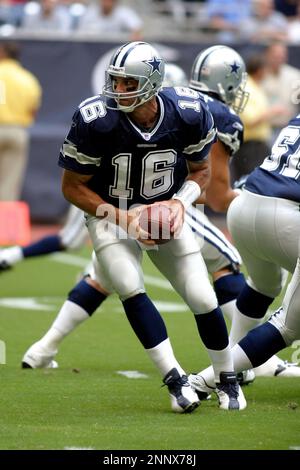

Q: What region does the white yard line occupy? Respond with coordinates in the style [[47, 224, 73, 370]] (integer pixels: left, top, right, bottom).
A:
[[143, 274, 172, 290], [50, 253, 173, 290], [50, 252, 89, 268], [116, 371, 149, 379], [0, 297, 55, 311], [0, 297, 187, 313]]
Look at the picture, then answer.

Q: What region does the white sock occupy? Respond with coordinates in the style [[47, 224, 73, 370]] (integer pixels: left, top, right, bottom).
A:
[[229, 308, 261, 347], [231, 344, 253, 372], [198, 344, 253, 387], [4, 246, 23, 265], [39, 300, 89, 351], [207, 345, 234, 382], [220, 299, 235, 322], [145, 338, 185, 377], [197, 365, 215, 388]]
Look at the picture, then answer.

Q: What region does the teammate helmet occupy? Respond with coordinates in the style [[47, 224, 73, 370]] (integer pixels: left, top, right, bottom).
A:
[[103, 41, 165, 112], [163, 63, 188, 87], [190, 45, 249, 114]]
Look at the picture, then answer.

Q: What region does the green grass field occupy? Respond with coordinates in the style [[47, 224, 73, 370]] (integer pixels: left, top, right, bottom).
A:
[[0, 246, 299, 450]]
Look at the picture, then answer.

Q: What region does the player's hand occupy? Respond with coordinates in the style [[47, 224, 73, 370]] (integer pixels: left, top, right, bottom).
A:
[[154, 199, 185, 237], [125, 205, 156, 246]]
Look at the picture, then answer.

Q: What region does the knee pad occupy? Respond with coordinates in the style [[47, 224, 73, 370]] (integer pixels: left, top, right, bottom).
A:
[[88, 251, 114, 295], [184, 272, 218, 314], [108, 258, 145, 301], [269, 309, 298, 346]]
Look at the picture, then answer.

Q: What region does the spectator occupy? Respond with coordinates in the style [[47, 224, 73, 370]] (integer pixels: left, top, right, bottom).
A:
[[21, 0, 72, 33], [77, 0, 143, 40], [0, 0, 13, 27], [241, 0, 289, 43], [231, 53, 286, 181], [287, 3, 300, 43], [0, 41, 41, 201], [262, 42, 300, 141], [202, 0, 252, 42], [8, 0, 27, 27]]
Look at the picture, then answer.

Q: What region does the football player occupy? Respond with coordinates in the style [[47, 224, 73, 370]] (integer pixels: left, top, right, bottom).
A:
[[190, 114, 300, 396], [23, 41, 247, 412], [0, 58, 241, 326], [1, 57, 243, 323], [1, 56, 243, 325]]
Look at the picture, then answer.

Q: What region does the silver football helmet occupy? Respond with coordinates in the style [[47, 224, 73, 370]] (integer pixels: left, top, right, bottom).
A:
[[190, 45, 249, 114], [103, 41, 165, 112], [163, 63, 188, 87]]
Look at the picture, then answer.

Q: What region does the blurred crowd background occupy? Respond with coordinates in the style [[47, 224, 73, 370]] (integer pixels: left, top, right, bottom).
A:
[[1, 0, 300, 43], [0, 0, 300, 222]]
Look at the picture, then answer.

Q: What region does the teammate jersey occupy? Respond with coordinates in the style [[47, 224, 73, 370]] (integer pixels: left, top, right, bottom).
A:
[[246, 115, 300, 203], [59, 87, 216, 208], [197, 91, 243, 156]]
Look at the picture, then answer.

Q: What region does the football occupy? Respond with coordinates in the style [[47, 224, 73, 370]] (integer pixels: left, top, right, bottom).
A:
[[139, 204, 173, 244]]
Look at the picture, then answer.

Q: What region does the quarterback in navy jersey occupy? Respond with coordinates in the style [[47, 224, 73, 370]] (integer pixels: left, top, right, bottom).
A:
[[59, 86, 215, 209], [191, 115, 300, 394], [20, 54, 249, 391], [57, 41, 246, 412]]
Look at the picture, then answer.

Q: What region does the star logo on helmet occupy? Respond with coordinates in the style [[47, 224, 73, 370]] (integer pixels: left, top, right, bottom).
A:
[[143, 56, 162, 75], [229, 61, 240, 76]]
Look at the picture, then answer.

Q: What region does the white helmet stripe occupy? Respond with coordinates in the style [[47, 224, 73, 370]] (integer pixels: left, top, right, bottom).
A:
[[193, 46, 224, 78]]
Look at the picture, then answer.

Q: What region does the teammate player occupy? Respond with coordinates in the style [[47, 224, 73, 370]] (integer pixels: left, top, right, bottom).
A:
[[190, 114, 300, 395], [23, 41, 246, 412]]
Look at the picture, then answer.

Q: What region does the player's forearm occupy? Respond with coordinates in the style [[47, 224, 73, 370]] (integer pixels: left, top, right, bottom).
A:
[[62, 180, 129, 229], [62, 181, 105, 217], [187, 160, 211, 193], [62, 169, 124, 222]]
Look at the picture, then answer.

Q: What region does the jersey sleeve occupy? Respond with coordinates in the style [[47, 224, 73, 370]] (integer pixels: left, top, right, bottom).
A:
[[182, 101, 217, 162], [58, 108, 101, 175], [216, 108, 244, 156]]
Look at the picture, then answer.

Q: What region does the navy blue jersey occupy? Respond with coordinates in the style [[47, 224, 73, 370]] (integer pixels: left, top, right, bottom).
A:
[[198, 91, 243, 156], [59, 87, 216, 208], [246, 115, 300, 203]]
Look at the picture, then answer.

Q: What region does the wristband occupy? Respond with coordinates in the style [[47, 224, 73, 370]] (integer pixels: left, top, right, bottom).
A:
[[173, 180, 201, 210]]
